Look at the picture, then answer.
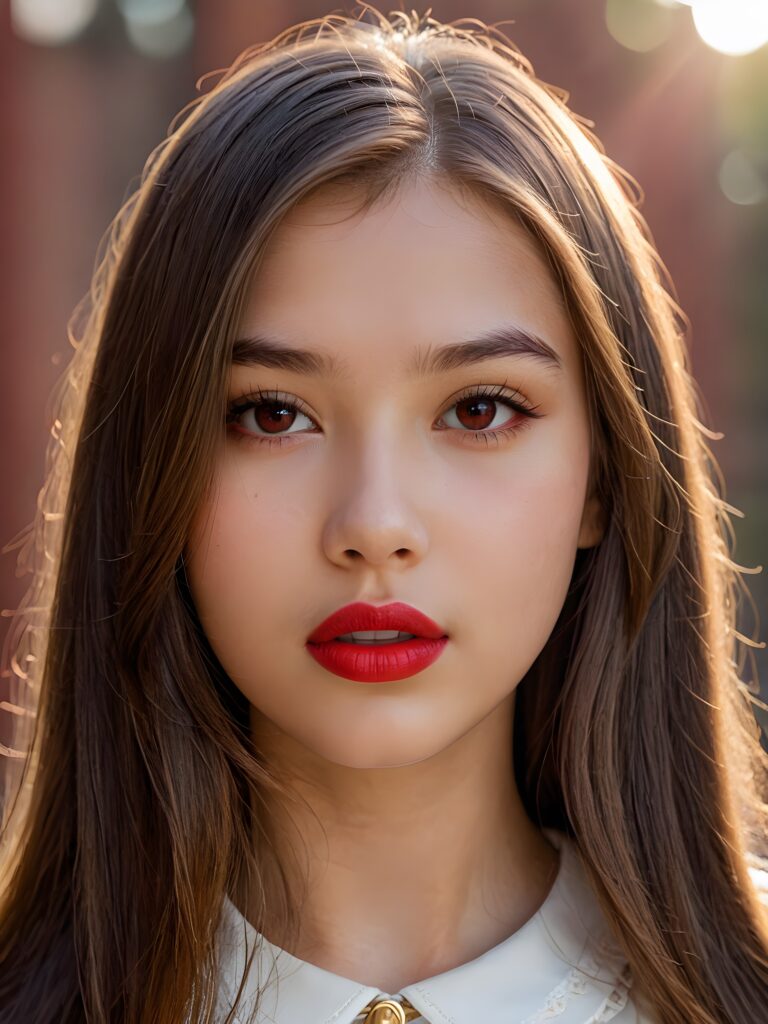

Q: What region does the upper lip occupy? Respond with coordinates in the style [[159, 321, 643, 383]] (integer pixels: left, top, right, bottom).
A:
[[307, 601, 447, 643]]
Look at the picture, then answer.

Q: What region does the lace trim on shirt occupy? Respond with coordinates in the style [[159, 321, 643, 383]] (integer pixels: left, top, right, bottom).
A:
[[521, 953, 634, 1024], [349, 957, 635, 1024]]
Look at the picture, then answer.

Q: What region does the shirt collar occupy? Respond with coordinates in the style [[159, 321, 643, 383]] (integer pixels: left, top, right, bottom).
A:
[[216, 827, 633, 1024]]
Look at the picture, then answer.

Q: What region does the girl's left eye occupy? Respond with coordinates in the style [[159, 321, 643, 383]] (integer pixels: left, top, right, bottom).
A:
[[225, 383, 543, 449]]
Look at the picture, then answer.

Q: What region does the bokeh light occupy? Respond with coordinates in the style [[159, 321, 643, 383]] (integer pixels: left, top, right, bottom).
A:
[[605, 0, 675, 52], [718, 150, 768, 205], [11, 0, 99, 46], [116, 0, 185, 20], [117, 0, 194, 58], [656, 0, 768, 56], [692, 0, 768, 57]]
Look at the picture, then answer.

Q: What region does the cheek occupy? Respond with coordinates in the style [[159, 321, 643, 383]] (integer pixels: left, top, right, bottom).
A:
[[184, 462, 310, 646], [445, 420, 590, 651], [458, 422, 588, 531], [510, 453, 587, 572]]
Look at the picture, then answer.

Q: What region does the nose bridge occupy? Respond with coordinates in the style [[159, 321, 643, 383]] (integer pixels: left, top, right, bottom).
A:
[[322, 412, 429, 564]]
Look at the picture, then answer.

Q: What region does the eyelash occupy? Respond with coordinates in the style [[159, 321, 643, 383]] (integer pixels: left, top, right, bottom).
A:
[[225, 381, 543, 450]]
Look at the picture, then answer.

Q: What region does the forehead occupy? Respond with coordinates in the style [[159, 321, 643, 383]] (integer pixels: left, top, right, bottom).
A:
[[237, 177, 578, 375]]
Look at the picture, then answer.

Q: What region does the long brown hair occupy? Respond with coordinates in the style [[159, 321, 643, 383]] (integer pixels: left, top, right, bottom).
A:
[[1, 5, 767, 1022]]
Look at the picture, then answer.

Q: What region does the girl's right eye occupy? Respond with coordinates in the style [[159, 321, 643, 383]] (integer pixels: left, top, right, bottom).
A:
[[226, 390, 318, 448]]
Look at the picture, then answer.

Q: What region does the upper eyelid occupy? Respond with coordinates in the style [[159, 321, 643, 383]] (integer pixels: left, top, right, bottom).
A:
[[226, 382, 538, 415], [227, 388, 312, 413]]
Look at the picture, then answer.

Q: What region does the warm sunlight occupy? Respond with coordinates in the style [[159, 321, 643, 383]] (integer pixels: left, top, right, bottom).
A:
[[670, 0, 768, 56]]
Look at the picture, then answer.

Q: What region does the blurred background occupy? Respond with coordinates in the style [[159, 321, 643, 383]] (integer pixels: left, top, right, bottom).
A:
[[2, 0, 767, 746]]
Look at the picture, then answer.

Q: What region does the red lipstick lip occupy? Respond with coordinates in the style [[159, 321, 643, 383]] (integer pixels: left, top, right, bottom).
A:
[[307, 601, 447, 644]]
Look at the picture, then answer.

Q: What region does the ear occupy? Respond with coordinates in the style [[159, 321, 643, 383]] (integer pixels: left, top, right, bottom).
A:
[[577, 490, 606, 549]]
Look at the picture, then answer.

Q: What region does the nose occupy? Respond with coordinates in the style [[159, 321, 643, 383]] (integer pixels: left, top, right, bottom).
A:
[[320, 443, 430, 570]]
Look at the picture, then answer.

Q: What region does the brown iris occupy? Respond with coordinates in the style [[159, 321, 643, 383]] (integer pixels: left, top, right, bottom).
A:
[[254, 400, 297, 433], [454, 396, 498, 431]]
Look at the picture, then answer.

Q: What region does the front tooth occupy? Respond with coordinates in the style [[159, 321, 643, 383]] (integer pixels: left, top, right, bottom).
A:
[[336, 630, 416, 643]]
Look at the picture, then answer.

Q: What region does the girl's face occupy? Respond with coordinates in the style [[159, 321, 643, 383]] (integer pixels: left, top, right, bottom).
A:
[[185, 177, 603, 769]]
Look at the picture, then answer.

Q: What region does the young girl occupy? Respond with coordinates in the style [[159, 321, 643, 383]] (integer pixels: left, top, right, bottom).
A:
[[1, 5, 767, 1022]]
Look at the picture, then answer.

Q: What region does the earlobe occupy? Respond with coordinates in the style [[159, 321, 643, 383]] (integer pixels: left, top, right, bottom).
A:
[[577, 493, 606, 549]]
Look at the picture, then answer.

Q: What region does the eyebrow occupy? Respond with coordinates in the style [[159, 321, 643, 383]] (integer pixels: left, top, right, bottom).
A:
[[230, 325, 564, 377]]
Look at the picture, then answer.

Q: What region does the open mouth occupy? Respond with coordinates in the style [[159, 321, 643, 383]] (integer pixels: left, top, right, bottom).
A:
[[306, 632, 449, 683], [332, 630, 418, 645], [305, 602, 448, 682]]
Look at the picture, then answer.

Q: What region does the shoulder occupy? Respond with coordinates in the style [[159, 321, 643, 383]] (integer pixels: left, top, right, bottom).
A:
[[604, 851, 768, 1024], [609, 998, 660, 1023]]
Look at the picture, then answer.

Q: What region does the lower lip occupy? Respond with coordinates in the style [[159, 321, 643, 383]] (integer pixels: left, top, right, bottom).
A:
[[305, 636, 449, 683]]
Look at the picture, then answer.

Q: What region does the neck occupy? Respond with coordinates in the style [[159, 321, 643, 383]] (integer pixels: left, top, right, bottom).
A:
[[246, 694, 560, 993]]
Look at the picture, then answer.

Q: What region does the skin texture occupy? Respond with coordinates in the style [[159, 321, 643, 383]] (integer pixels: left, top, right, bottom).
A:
[[185, 176, 605, 991]]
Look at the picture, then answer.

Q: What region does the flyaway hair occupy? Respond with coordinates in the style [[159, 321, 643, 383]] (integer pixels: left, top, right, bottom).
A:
[[1, 5, 767, 1022]]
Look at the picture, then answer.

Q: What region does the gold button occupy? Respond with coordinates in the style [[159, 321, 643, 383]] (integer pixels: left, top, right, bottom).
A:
[[362, 998, 407, 1024]]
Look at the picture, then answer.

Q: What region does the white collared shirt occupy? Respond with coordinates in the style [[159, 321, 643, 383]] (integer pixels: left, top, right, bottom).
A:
[[213, 826, 663, 1023]]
